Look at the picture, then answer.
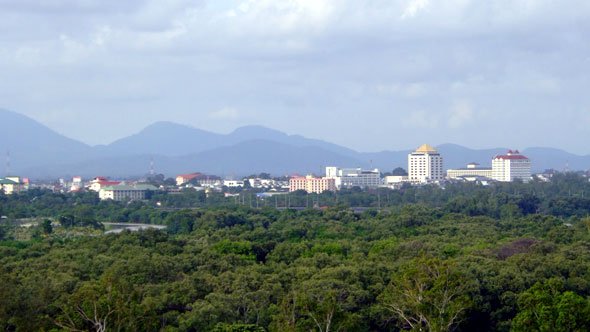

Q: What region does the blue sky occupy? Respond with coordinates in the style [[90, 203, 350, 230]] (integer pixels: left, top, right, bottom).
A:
[[0, 0, 589, 153]]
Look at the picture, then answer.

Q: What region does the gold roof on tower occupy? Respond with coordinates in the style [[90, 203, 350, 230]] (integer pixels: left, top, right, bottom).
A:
[[415, 144, 437, 153]]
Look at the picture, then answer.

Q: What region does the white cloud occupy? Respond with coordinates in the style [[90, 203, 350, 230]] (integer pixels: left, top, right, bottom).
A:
[[209, 107, 240, 120], [447, 100, 473, 128], [401, 0, 430, 19]]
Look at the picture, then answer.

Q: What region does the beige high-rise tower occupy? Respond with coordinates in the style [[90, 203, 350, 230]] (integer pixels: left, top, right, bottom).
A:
[[408, 144, 444, 183]]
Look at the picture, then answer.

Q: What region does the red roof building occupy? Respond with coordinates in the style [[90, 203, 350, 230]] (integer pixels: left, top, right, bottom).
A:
[[492, 150, 531, 182]]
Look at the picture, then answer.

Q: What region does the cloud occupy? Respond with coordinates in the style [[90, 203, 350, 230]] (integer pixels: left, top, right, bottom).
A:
[[447, 100, 473, 128], [1, 0, 590, 152], [401, 0, 430, 19], [376, 82, 428, 98], [402, 110, 440, 129], [209, 107, 240, 120]]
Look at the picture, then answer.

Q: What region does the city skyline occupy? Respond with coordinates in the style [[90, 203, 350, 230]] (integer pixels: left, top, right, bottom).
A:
[[1, 1, 589, 153]]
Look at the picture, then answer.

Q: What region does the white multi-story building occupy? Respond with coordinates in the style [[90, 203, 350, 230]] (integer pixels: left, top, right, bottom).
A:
[[325, 167, 382, 189], [408, 144, 444, 183], [492, 150, 531, 182], [99, 184, 159, 201]]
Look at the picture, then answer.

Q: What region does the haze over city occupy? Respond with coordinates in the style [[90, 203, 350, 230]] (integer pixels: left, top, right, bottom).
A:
[[1, 0, 589, 153]]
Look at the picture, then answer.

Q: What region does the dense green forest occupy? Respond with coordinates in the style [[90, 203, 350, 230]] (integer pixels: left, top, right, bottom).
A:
[[1, 173, 590, 331]]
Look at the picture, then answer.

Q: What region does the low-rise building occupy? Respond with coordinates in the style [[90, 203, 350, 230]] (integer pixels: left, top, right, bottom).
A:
[[0, 176, 23, 195], [289, 175, 336, 194], [176, 173, 222, 187], [383, 175, 409, 185], [99, 184, 159, 201], [223, 180, 245, 188], [447, 162, 493, 180], [176, 173, 202, 186], [89, 177, 121, 192], [325, 167, 382, 189], [70, 176, 83, 192]]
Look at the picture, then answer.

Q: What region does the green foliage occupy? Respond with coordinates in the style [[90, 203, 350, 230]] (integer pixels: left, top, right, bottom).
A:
[[511, 278, 590, 332], [213, 239, 256, 260], [213, 323, 266, 332], [379, 256, 476, 332], [1, 175, 590, 331], [41, 219, 53, 234]]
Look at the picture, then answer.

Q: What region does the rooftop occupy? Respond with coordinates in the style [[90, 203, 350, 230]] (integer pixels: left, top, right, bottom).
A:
[[102, 184, 159, 191], [494, 150, 529, 160], [0, 178, 18, 185], [414, 144, 438, 154]]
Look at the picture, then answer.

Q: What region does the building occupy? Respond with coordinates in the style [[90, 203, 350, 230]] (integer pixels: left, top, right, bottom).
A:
[[383, 175, 409, 185], [447, 162, 493, 180], [408, 144, 444, 183], [89, 177, 121, 192], [99, 184, 159, 201], [223, 180, 245, 188], [492, 150, 531, 182], [176, 173, 202, 186], [0, 176, 23, 195], [325, 167, 382, 189], [70, 176, 83, 192], [176, 173, 222, 187], [289, 175, 336, 194]]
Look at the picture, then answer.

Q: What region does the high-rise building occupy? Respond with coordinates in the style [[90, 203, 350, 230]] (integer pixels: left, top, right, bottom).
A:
[[408, 144, 444, 183], [492, 150, 531, 182], [325, 167, 382, 189]]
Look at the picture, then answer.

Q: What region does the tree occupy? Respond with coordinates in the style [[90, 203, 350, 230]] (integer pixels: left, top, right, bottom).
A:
[[41, 219, 53, 234], [511, 278, 590, 332], [392, 167, 409, 176], [379, 256, 475, 332]]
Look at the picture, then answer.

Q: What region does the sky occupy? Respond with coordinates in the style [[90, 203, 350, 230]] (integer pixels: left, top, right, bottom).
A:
[[1, 0, 589, 153]]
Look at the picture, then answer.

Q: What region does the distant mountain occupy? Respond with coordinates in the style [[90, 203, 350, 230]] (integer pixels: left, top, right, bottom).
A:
[[437, 144, 507, 169], [99, 122, 359, 158], [27, 140, 364, 178], [522, 147, 587, 172], [176, 139, 364, 176], [2, 109, 589, 178], [226, 126, 360, 158], [97, 121, 221, 157], [0, 109, 91, 172]]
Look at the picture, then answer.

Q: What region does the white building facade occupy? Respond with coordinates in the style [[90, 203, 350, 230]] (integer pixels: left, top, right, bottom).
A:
[[99, 184, 158, 201], [408, 144, 444, 183], [325, 167, 382, 189], [492, 150, 531, 182], [447, 163, 493, 180]]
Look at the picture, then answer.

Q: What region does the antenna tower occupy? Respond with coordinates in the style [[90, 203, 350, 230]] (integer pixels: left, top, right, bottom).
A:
[[149, 157, 155, 176]]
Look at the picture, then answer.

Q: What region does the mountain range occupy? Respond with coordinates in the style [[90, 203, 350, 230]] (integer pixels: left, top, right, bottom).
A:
[[1, 109, 588, 179]]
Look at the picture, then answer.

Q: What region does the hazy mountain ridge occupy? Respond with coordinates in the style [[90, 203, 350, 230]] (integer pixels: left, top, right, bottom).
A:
[[1, 109, 588, 178]]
